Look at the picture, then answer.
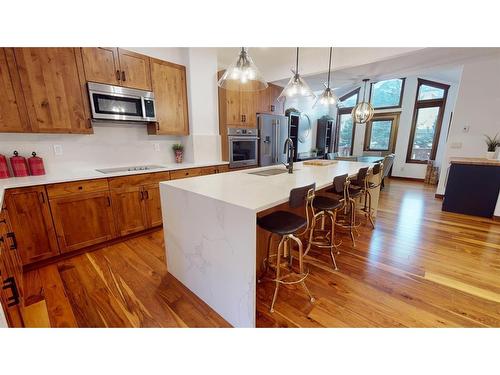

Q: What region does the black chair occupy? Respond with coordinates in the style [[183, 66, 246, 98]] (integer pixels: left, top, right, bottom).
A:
[[257, 183, 316, 312], [350, 163, 383, 228], [304, 174, 348, 270]]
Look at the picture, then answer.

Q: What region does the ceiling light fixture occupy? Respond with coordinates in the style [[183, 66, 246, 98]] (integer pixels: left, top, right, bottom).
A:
[[314, 47, 339, 108], [278, 47, 315, 101], [217, 47, 268, 92], [351, 78, 374, 124]]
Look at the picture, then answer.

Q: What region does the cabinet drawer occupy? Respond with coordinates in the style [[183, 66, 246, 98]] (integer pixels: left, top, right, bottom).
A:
[[169, 168, 202, 180], [109, 173, 153, 191], [148, 171, 171, 184], [46, 179, 110, 198], [200, 166, 218, 176]]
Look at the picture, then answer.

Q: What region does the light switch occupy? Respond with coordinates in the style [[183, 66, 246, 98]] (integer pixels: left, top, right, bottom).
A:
[[53, 144, 63, 155], [154, 143, 160, 152], [451, 142, 462, 149]]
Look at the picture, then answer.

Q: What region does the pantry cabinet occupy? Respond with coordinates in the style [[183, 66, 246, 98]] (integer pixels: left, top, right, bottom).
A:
[[81, 47, 152, 91], [147, 58, 189, 135], [46, 179, 116, 253], [4, 186, 59, 265], [0, 48, 31, 133], [14, 48, 92, 134]]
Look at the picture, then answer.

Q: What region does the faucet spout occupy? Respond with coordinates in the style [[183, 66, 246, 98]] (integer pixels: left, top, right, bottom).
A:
[[283, 138, 294, 174]]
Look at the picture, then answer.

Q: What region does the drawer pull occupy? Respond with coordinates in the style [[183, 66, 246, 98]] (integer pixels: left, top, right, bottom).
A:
[[116, 70, 121, 81], [2, 277, 20, 307], [6, 232, 17, 250], [78, 186, 83, 190]]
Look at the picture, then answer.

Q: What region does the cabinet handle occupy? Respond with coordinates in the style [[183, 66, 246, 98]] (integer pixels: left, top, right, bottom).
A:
[[121, 71, 126, 82], [270, 104, 275, 112], [39, 191, 45, 204], [144, 190, 149, 200], [139, 191, 144, 200], [116, 70, 121, 81], [241, 114, 246, 123], [107, 196, 112, 207], [2, 277, 20, 307], [6, 232, 17, 250]]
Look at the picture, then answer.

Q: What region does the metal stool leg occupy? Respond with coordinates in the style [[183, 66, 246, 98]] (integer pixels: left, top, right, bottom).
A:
[[290, 234, 314, 303], [259, 232, 273, 283], [328, 211, 339, 270], [270, 236, 285, 313], [367, 190, 375, 229]]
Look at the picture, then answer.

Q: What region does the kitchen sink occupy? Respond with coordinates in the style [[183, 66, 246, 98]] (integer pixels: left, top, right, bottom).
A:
[[96, 165, 165, 174], [247, 168, 289, 176]]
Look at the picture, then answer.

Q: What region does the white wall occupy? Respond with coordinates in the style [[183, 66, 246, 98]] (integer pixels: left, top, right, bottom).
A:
[[0, 48, 222, 172], [435, 52, 500, 216]]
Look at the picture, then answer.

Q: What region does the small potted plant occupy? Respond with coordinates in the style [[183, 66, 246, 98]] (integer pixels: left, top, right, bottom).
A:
[[484, 133, 499, 159], [172, 143, 184, 163]]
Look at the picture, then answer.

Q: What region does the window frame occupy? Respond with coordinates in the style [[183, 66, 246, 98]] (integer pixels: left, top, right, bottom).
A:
[[406, 78, 450, 164], [369, 78, 406, 109], [335, 88, 360, 156], [363, 112, 400, 153]]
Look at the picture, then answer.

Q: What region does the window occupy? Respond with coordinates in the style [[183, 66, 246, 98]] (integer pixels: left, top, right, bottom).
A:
[[364, 112, 400, 152], [407, 79, 449, 163], [339, 88, 359, 108], [369, 78, 405, 109], [335, 88, 359, 156]]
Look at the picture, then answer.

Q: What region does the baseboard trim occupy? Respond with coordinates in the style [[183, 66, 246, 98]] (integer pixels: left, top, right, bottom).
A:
[[389, 176, 425, 182], [494, 216, 500, 222], [23, 226, 163, 272], [435, 193, 444, 199]]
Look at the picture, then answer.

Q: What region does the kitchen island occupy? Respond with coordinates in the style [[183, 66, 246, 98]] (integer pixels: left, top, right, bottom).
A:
[[160, 161, 380, 327]]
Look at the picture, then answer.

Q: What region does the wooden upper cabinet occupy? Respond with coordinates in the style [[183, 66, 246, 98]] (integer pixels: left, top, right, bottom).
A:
[[14, 48, 92, 134], [269, 84, 284, 115], [240, 90, 257, 128], [5, 186, 60, 265], [148, 58, 189, 135], [0, 48, 30, 133], [81, 47, 120, 86], [117, 49, 151, 91]]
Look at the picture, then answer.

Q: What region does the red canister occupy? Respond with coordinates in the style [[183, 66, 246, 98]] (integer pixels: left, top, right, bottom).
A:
[[28, 152, 46, 176], [10, 151, 29, 177], [0, 154, 11, 179]]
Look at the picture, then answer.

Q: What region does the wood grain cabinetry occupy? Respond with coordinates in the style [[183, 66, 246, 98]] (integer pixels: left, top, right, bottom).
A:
[[147, 58, 189, 135], [256, 83, 284, 116], [169, 167, 203, 180], [0, 207, 24, 327], [81, 48, 151, 91], [4, 187, 60, 265], [14, 48, 92, 134], [0, 48, 30, 133], [47, 180, 116, 253]]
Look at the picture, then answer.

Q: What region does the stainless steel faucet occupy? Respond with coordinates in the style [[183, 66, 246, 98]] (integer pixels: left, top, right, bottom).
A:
[[283, 137, 294, 174]]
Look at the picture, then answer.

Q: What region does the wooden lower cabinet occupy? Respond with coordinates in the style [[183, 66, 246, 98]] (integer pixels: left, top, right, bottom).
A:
[[49, 191, 116, 253], [4, 187, 60, 265], [143, 184, 162, 228], [111, 187, 149, 237]]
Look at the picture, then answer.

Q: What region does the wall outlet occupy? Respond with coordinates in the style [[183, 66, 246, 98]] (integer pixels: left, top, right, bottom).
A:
[[462, 125, 470, 133], [451, 142, 462, 149], [53, 144, 63, 156], [153, 143, 160, 152]]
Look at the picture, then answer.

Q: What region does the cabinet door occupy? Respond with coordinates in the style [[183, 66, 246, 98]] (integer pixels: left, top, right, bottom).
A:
[[150, 58, 189, 135], [81, 47, 120, 86], [240, 90, 257, 128], [111, 187, 148, 236], [143, 184, 163, 228], [223, 88, 241, 126], [0, 48, 31, 133], [118, 49, 151, 91], [269, 84, 284, 115], [14, 48, 91, 134], [0, 208, 22, 299], [256, 86, 271, 114], [5, 187, 60, 265], [49, 191, 116, 253]]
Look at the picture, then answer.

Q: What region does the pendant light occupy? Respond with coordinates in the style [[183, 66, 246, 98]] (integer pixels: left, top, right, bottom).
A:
[[278, 48, 316, 101], [314, 47, 339, 108], [351, 78, 374, 124], [217, 47, 268, 92]]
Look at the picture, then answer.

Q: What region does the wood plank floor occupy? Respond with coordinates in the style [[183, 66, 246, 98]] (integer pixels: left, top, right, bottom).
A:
[[22, 179, 500, 327]]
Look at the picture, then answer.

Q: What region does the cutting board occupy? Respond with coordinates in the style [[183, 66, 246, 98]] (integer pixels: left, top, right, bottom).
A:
[[303, 159, 338, 166]]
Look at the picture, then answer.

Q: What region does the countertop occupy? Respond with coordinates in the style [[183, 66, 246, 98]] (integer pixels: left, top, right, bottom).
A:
[[0, 161, 229, 207], [161, 161, 376, 212], [449, 157, 500, 166]]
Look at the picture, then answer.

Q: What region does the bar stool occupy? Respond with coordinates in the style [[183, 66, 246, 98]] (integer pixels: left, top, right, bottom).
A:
[[351, 163, 383, 229], [331, 167, 369, 247], [304, 174, 349, 270], [257, 183, 316, 313]]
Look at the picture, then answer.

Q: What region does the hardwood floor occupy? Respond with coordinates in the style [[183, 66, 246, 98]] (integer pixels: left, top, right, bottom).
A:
[[22, 179, 500, 327]]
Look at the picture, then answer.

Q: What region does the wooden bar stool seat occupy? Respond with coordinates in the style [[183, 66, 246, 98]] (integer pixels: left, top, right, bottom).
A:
[[257, 183, 316, 313]]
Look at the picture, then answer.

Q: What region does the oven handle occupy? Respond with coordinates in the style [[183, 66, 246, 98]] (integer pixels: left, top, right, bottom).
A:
[[228, 136, 260, 141]]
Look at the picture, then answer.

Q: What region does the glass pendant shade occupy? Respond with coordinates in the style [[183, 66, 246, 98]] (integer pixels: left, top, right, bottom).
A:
[[314, 47, 339, 108], [217, 48, 268, 92], [278, 48, 316, 101], [351, 78, 374, 124]]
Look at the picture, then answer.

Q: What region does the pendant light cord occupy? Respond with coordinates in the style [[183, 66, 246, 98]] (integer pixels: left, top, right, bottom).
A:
[[327, 47, 332, 89], [295, 47, 299, 74]]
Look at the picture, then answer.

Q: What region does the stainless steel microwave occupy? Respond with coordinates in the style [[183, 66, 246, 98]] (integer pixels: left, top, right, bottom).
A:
[[88, 82, 156, 122]]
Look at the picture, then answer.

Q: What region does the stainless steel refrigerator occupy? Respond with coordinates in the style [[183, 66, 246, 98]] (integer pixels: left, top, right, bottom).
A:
[[257, 114, 289, 167]]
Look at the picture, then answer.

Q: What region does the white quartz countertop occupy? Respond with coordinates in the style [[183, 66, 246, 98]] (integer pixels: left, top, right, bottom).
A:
[[161, 161, 376, 212], [0, 161, 228, 207]]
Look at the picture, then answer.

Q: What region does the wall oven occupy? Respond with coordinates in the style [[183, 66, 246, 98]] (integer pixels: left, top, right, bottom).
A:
[[88, 82, 156, 122], [228, 128, 259, 168]]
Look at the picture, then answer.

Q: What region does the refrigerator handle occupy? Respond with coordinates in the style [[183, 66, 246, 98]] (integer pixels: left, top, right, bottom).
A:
[[275, 120, 279, 164]]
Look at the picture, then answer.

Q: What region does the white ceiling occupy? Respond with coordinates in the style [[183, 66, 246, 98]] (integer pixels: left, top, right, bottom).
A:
[[217, 47, 500, 92]]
